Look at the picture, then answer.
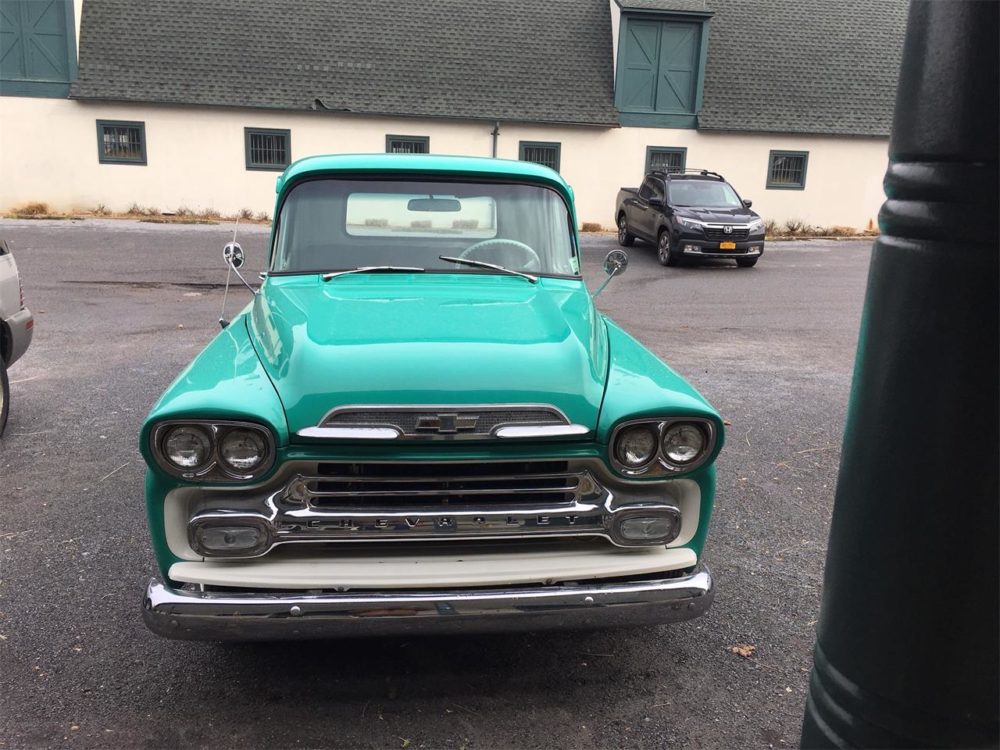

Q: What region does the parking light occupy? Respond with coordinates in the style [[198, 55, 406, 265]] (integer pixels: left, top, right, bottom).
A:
[[192, 521, 271, 557]]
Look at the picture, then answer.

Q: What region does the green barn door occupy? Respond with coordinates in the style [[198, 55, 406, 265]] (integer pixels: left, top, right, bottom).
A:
[[0, 0, 75, 96], [655, 22, 699, 113], [619, 20, 661, 111]]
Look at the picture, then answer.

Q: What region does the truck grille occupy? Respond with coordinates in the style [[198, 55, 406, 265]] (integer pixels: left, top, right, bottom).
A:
[[704, 227, 750, 240], [309, 461, 583, 507]]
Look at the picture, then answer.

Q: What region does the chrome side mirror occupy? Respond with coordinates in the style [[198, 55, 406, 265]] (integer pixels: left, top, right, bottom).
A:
[[223, 242, 245, 269], [218, 241, 257, 329], [603, 249, 629, 277], [593, 249, 629, 298]]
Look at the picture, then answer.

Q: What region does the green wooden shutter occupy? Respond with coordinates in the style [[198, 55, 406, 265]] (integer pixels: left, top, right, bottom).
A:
[[619, 20, 661, 111], [655, 22, 699, 113], [0, 0, 75, 97]]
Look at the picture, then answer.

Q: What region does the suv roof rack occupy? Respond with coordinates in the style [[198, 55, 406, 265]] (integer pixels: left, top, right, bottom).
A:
[[650, 168, 725, 181]]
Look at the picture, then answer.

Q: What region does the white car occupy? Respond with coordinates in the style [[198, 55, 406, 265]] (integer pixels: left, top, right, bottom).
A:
[[0, 240, 33, 435]]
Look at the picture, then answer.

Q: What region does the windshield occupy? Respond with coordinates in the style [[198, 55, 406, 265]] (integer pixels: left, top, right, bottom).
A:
[[272, 179, 578, 276], [668, 180, 744, 208]]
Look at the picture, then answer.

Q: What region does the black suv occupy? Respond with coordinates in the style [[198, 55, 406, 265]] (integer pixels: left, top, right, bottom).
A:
[[615, 170, 765, 268]]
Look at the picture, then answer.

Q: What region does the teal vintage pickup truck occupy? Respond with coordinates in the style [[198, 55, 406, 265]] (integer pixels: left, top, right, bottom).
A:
[[140, 154, 724, 640]]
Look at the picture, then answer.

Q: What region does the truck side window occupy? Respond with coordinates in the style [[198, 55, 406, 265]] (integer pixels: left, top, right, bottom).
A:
[[638, 177, 658, 200], [649, 178, 665, 201]]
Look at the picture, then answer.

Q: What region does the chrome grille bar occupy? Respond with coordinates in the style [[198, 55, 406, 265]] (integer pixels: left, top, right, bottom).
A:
[[184, 461, 683, 556]]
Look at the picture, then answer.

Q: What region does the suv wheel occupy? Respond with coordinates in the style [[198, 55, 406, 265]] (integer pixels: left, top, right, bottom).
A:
[[617, 215, 635, 247], [0, 359, 8, 437], [657, 230, 676, 266], [736, 257, 758, 268]]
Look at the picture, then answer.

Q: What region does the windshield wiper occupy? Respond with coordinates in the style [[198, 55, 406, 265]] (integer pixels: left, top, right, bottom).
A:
[[322, 266, 425, 281], [438, 256, 537, 283]]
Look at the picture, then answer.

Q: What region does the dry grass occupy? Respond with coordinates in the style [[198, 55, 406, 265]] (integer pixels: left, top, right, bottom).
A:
[[580, 222, 603, 233], [13, 202, 50, 216], [763, 218, 878, 239], [784, 219, 805, 235], [2, 201, 273, 224]]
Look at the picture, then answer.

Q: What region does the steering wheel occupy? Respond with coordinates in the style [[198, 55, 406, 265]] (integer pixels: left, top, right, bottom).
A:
[[459, 239, 542, 272]]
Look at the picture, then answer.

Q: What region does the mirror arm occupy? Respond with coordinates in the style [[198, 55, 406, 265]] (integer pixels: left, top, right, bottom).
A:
[[230, 260, 258, 296], [592, 269, 619, 299]]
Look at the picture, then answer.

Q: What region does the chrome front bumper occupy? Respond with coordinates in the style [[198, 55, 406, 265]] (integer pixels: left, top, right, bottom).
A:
[[142, 564, 714, 640]]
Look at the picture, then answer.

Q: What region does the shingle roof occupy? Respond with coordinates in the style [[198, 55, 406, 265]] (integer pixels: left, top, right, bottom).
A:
[[698, 0, 908, 136], [70, 0, 620, 127], [617, 0, 711, 13], [71, 0, 907, 137]]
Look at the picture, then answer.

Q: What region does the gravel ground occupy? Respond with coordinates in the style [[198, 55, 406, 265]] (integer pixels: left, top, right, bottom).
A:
[[0, 219, 873, 749]]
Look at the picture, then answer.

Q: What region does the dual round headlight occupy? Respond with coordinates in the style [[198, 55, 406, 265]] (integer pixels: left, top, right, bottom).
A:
[[612, 420, 713, 475], [157, 422, 273, 479]]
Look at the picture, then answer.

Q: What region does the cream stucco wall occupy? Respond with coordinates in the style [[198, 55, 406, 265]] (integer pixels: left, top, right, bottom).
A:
[[0, 97, 888, 229]]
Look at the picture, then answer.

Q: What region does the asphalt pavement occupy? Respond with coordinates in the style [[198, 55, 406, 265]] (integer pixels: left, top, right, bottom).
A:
[[0, 219, 873, 749]]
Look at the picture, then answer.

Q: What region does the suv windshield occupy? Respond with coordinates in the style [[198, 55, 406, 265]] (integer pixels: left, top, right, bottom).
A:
[[669, 180, 743, 208], [272, 179, 578, 277]]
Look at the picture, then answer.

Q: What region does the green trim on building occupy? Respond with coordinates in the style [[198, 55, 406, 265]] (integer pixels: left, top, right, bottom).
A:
[[614, 12, 709, 130], [518, 141, 561, 173], [645, 146, 688, 174], [245, 127, 291, 172], [766, 150, 809, 189], [386, 135, 430, 154], [96, 120, 147, 165], [620, 112, 698, 128], [0, 0, 76, 98]]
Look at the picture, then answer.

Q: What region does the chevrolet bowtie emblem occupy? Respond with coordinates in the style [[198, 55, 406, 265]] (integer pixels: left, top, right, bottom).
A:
[[415, 413, 479, 434]]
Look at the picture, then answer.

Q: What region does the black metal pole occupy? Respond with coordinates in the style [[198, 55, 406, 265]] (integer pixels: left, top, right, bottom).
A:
[[801, 1, 999, 747]]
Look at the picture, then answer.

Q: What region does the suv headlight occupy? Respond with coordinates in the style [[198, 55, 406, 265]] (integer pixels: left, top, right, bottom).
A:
[[151, 420, 275, 481], [610, 418, 716, 476], [748, 218, 765, 233], [674, 216, 701, 228]]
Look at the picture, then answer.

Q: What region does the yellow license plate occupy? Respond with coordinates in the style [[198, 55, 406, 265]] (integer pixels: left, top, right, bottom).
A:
[[719, 241, 737, 250]]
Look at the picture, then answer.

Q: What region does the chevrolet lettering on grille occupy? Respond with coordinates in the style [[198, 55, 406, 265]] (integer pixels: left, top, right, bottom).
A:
[[414, 413, 479, 434]]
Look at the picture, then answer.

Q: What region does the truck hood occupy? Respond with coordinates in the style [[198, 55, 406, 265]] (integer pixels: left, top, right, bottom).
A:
[[678, 206, 759, 223], [247, 274, 609, 439]]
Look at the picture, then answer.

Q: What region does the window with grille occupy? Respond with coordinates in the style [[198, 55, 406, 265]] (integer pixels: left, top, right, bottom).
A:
[[96, 120, 146, 165], [245, 128, 291, 171], [767, 151, 809, 189], [386, 135, 429, 154], [518, 141, 561, 172], [646, 147, 687, 174]]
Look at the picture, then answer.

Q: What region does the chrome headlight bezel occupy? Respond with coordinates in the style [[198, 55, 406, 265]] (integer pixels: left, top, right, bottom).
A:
[[609, 417, 717, 477], [150, 420, 276, 481]]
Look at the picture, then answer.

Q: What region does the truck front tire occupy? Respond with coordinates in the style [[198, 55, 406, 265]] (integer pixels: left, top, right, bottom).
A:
[[657, 230, 676, 266], [617, 215, 635, 247]]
